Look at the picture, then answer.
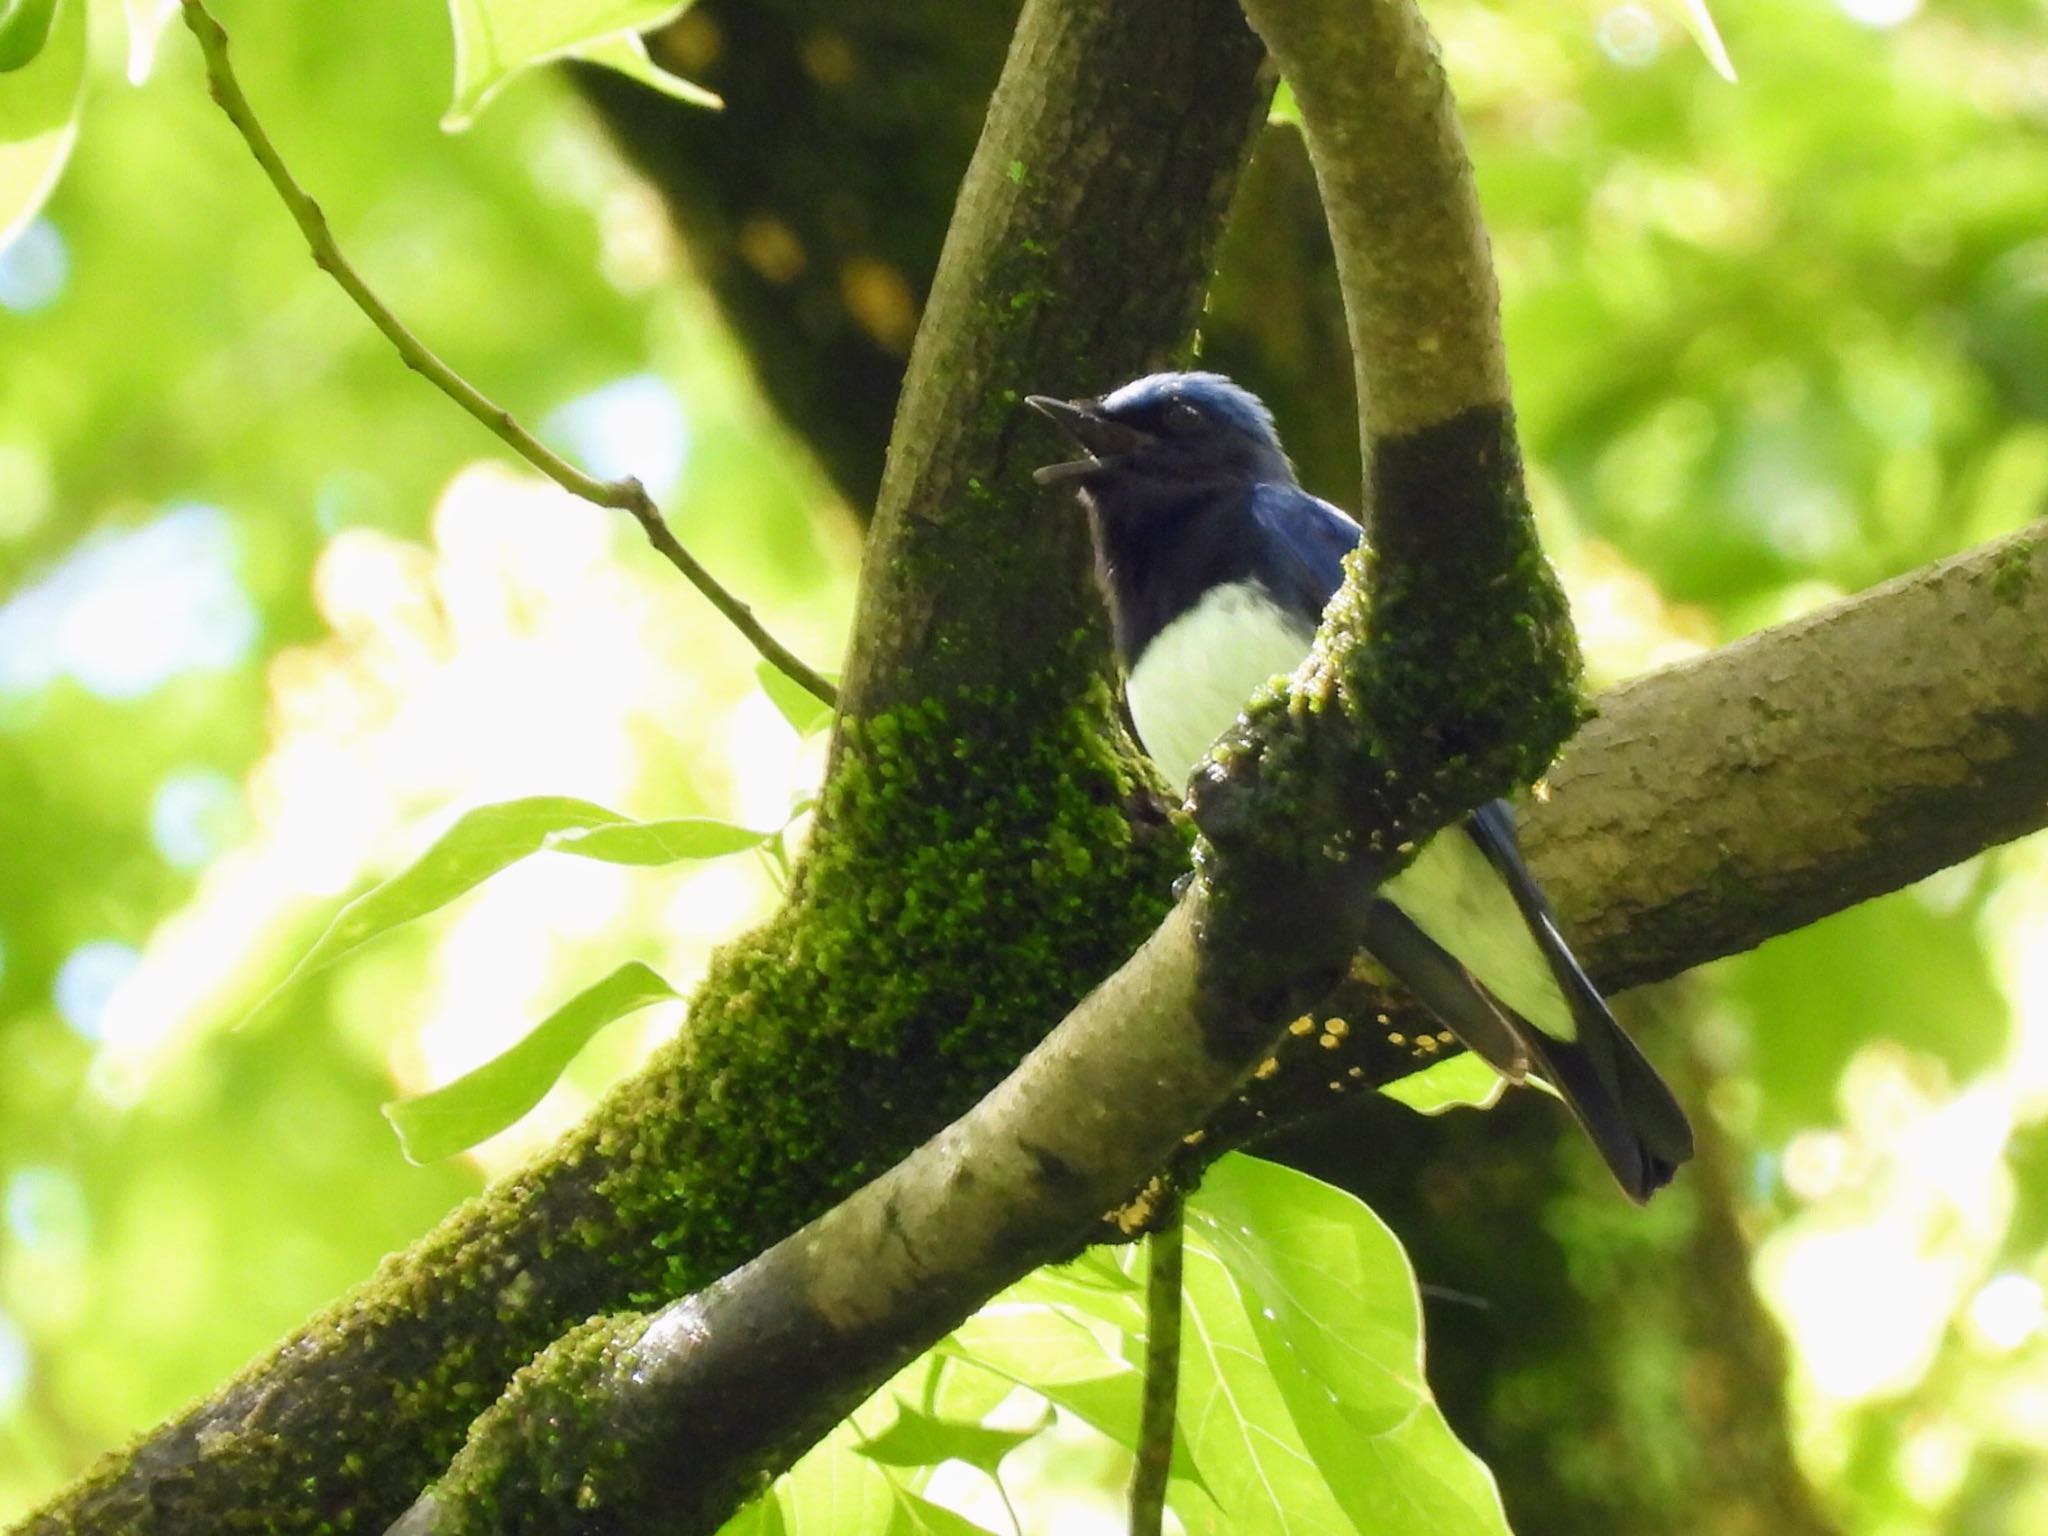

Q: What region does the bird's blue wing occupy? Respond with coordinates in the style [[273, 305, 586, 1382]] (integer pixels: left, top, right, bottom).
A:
[[1246, 482, 1361, 619], [1458, 798, 1695, 1199]]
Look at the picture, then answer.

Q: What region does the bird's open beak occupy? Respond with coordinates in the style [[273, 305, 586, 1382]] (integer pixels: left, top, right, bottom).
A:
[[1025, 395, 1147, 485]]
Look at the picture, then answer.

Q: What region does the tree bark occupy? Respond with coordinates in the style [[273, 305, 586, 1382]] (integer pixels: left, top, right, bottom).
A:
[[21, 0, 2048, 1528], [15, 1, 1268, 1531]]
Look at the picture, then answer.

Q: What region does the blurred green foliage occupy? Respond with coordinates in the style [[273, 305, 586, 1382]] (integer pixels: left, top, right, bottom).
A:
[[1, 0, 2045, 1531]]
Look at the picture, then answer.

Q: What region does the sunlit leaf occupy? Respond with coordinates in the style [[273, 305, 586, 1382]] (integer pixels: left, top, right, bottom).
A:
[[442, 0, 717, 130], [781, 1413, 900, 1536], [569, 30, 721, 112], [254, 797, 632, 1013], [1667, 0, 1737, 83], [856, 1399, 1049, 1479], [0, 0, 82, 251], [381, 961, 678, 1163], [1187, 1156, 1509, 1536], [1267, 78, 1299, 127], [880, 1488, 1000, 1536], [0, 0, 60, 71], [1176, 1224, 1356, 1532], [756, 659, 837, 737], [543, 816, 771, 865], [712, 1488, 787, 1536], [1379, 1052, 1506, 1116], [942, 1303, 1210, 1496]]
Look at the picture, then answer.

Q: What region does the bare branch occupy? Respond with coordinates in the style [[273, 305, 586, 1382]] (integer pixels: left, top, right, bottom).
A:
[[385, 0, 1587, 1524], [175, 0, 837, 708]]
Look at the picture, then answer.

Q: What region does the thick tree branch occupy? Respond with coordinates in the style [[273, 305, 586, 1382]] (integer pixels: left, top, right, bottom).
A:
[[387, 509, 2048, 1534], [389, 0, 1585, 1523], [16, 4, 1270, 1533], [1205, 520, 2048, 1147], [25, 0, 2046, 1526], [1236, 0, 1505, 438]]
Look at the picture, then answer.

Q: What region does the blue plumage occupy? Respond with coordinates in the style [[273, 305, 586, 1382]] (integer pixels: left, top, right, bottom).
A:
[[1028, 372, 1692, 1201]]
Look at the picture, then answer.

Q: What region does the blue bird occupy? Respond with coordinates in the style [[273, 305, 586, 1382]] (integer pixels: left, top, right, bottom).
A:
[[1027, 371, 1693, 1202]]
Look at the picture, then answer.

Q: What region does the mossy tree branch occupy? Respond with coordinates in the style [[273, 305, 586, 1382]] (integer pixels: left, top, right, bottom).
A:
[[16, 3, 1269, 1533], [20, 522, 2048, 1536], [384, 0, 1587, 1525], [386, 509, 2048, 1534], [23, 0, 2048, 1532]]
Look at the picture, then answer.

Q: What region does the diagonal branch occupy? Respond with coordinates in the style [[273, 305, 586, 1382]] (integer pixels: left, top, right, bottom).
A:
[[175, 0, 837, 708], [383, 521, 2048, 1536], [17, 4, 1274, 1532], [384, 0, 1587, 1527]]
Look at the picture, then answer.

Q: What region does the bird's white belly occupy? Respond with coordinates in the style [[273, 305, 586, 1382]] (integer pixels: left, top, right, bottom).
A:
[[1125, 582, 1313, 783], [1126, 580, 1573, 1038]]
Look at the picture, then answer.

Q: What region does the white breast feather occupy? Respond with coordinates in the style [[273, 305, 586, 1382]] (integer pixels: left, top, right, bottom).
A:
[[1126, 579, 1576, 1042], [1126, 582, 1312, 785]]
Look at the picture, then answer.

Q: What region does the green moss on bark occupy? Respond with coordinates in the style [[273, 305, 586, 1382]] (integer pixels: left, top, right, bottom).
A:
[[421, 1313, 654, 1535], [588, 663, 1186, 1301]]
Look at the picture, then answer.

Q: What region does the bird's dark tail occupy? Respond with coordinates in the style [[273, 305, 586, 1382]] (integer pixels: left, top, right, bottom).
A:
[[1361, 801, 1694, 1203]]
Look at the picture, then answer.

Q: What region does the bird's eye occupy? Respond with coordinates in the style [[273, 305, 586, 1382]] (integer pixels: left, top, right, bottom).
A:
[[1164, 399, 1205, 434]]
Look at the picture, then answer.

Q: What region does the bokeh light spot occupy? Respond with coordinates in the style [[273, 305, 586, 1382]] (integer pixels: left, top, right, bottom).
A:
[[1838, 0, 1920, 27], [542, 375, 689, 496], [0, 218, 69, 314], [0, 1308, 28, 1419], [0, 443, 54, 541], [4, 1166, 89, 1251], [53, 941, 141, 1042], [1968, 1272, 2044, 1352], [1595, 5, 1662, 69], [150, 767, 245, 872], [0, 504, 260, 701]]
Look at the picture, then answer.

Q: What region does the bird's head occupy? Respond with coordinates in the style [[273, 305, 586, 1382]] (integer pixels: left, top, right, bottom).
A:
[[1026, 372, 1293, 501]]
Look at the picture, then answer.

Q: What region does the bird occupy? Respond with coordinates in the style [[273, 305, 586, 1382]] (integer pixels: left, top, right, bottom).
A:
[[1027, 370, 1693, 1202]]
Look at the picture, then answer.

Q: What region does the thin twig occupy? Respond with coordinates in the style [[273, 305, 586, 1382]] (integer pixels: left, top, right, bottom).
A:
[[1129, 1198, 1184, 1536], [176, 0, 837, 710]]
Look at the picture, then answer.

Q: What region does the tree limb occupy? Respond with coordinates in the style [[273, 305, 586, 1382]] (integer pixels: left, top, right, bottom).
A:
[[15, 3, 1270, 1532], [383, 514, 2048, 1534], [1204, 519, 2048, 1149], [387, 0, 1587, 1523], [23, 0, 2048, 1528]]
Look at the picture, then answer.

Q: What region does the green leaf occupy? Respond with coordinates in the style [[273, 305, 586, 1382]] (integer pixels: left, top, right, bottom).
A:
[[1005, 1248, 1146, 1331], [713, 1486, 787, 1536], [254, 796, 632, 1013], [0, 0, 60, 71], [0, 0, 82, 250], [442, 0, 718, 130], [942, 1305, 1209, 1496], [1267, 78, 1299, 127], [1186, 1155, 1510, 1536], [381, 961, 677, 1162], [543, 816, 771, 865], [882, 1489, 1002, 1536], [1378, 1052, 1506, 1116], [1176, 1226, 1357, 1533], [1667, 0, 1737, 83], [855, 1399, 1049, 1479], [569, 30, 721, 112], [756, 659, 837, 737], [781, 1414, 900, 1536]]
